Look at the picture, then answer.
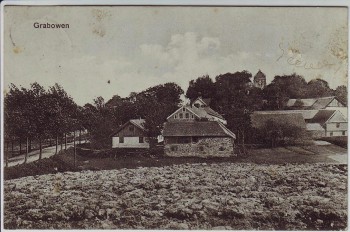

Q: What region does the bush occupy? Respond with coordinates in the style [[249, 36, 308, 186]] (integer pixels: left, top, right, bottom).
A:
[[254, 119, 310, 147]]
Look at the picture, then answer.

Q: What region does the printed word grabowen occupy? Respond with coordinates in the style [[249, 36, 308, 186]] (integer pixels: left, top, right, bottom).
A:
[[33, 22, 70, 29]]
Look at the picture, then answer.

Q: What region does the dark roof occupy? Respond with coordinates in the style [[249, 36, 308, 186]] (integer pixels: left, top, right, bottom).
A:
[[202, 98, 211, 106], [309, 110, 336, 124], [111, 119, 146, 136], [251, 112, 306, 129], [203, 107, 224, 120], [163, 121, 235, 138]]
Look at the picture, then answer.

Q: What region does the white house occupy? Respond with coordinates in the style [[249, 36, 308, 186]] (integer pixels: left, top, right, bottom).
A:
[[111, 119, 150, 148]]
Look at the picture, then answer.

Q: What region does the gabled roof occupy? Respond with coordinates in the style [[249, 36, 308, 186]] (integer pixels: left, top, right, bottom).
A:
[[254, 110, 319, 120], [286, 96, 345, 109], [309, 110, 336, 124], [167, 105, 225, 121], [251, 112, 306, 129], [163, 121, 235, 139], [306, 123, 325, 131], [111, 119, 146, 136], [192, 97, 210, 106], [203, 107, 225, 120]]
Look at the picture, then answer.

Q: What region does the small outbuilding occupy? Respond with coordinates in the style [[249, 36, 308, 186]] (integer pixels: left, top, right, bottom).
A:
[[111, 119, 149, 148]]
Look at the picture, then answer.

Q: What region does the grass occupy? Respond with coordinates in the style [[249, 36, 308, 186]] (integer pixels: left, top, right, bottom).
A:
[[4, 143, 346, 180], [319, 136, 347, 148]]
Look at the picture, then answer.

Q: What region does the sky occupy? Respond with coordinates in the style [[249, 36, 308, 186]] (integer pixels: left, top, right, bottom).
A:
[[3, 6, 348, 106]]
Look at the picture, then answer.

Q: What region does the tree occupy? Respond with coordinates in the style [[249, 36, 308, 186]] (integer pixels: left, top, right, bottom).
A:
[[185, 75, 216, 102], [263, 73, 308, 109], [306, 79, 333, 98], [335, 85, 347, 106], [255, 119, 308, 147]]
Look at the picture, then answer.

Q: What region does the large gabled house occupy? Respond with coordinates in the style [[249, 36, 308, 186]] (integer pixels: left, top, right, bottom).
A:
[[111, 119, 150, 149], [163, 97, 236, 157]]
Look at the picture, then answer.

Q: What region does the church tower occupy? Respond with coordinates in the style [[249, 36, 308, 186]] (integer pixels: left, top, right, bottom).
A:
[[253, 70, 266, 89]]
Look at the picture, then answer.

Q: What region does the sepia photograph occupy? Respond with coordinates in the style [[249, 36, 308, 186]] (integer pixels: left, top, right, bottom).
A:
[[1, 1, 349, 230]]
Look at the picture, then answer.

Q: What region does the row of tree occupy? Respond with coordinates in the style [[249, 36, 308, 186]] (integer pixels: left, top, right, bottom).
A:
[[4, 83, 83, 166]]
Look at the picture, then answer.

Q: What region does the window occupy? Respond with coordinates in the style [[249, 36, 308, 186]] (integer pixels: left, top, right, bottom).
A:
[[191, 115, 194, 119], [330, 132, 333, 137], [139, 137, 144, 143], [179, 113, 183, 119], [185, 113, 189, 118], [119, 137, 124, 143], [194, 103, 200, 108], [182, 107, 186, 111], [336, 123, 340, 128], [178, 137, 191, 144], [174, 115, 177, 119], [166, 137, 177, 144], [129, 125, 134, 132], [342, 131, 346, 136]]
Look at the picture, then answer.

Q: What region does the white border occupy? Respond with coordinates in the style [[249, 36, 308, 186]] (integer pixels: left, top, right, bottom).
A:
[[1, 1, 349, 232]]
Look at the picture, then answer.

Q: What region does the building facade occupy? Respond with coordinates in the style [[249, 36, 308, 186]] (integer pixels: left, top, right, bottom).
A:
[[111, 119, 150, 148]]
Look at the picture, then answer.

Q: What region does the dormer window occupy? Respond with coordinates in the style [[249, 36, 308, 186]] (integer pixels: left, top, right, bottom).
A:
[[194, 103, 200, 108]]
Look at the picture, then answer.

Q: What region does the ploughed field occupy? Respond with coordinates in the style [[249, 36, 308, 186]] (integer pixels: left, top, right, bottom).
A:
[[4, 163, 347, 230]]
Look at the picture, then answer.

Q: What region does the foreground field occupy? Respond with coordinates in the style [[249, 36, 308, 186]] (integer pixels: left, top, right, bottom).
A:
[[4, 163, 347, 230]]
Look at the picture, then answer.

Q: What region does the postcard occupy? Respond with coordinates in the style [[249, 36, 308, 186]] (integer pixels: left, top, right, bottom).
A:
[[1, 1, 349, 230]]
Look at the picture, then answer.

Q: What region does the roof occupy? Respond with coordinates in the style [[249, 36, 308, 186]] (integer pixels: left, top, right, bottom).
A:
[[111, 119, 146, 136], [203, 107, 225, 120], [306, 123, 325, 131], [254, 70, 266, 80], [192, 97, 211, 106], [167, 105, 225, 121], [286, 96, 345, 109], [254, 110, 319, 120], [202, 98, 211, 106], [309, 110, 336, 124], [251, 112, 306, 129], [163, 121, 236, 139]]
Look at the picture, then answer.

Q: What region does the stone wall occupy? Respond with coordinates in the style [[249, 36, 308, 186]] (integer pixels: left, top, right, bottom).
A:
[[164, 137, 234, 158]]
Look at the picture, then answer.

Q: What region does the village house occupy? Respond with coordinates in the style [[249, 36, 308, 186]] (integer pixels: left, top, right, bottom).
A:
[[111, 119, 150, 149], [163, 97, 236, 157]]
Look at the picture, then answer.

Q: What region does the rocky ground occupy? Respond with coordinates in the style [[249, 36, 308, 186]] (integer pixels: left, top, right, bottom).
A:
[[4, 163, 347, 230]]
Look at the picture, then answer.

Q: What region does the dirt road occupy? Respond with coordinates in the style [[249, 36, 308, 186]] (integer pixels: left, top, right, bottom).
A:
[[7, 142, 85, 167]]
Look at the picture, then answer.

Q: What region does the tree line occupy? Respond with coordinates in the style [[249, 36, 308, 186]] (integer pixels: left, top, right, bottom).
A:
[[4, 83, 84, 166], [4, 71, 347, 161]]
